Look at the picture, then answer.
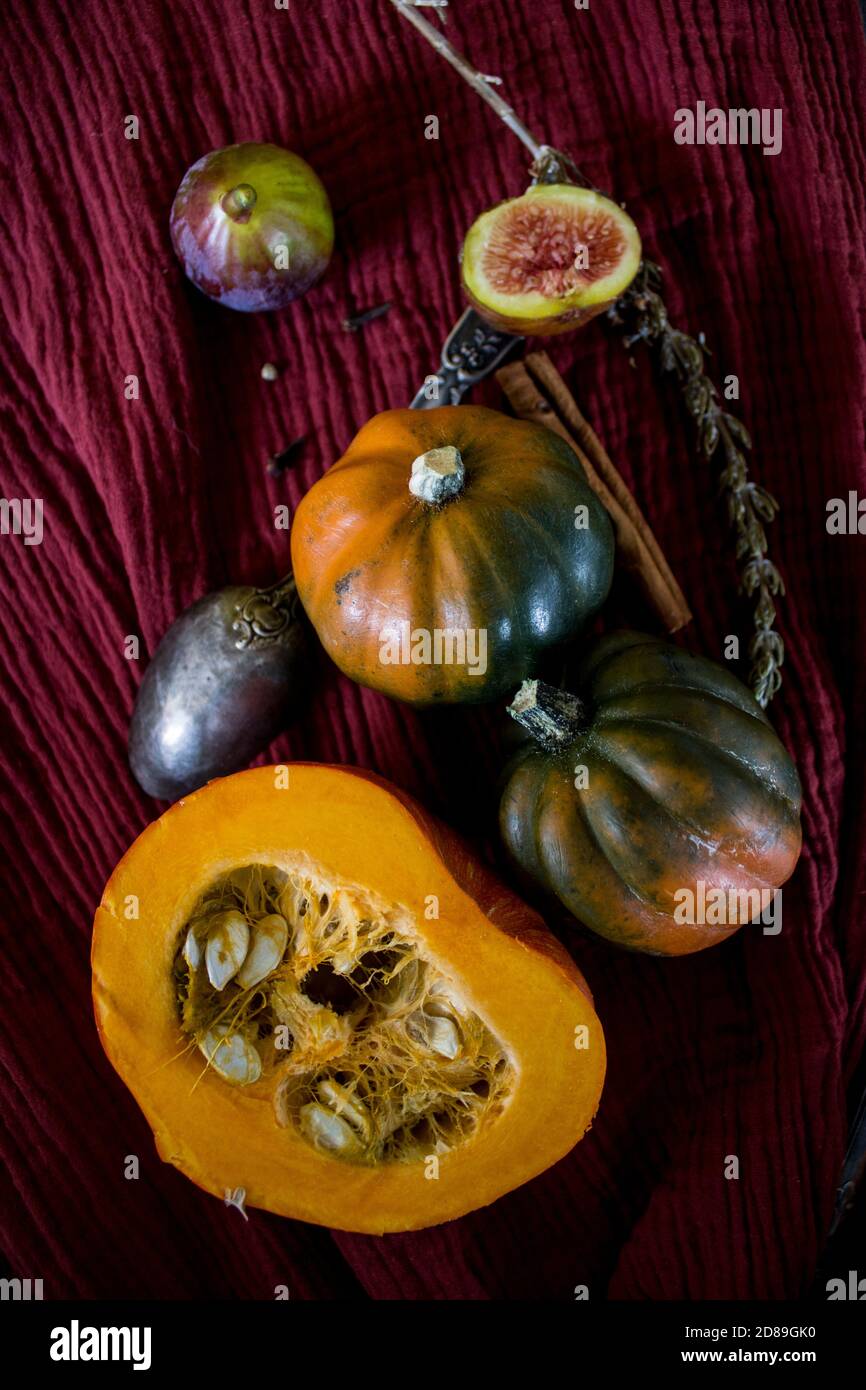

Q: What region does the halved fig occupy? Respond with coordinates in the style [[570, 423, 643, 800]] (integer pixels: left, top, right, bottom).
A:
[[461, 184, 641, 336]]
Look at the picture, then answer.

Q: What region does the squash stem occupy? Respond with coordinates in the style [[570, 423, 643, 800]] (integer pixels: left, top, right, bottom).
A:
[[408, 445, 465, 504], [508, 679, 584, 749]]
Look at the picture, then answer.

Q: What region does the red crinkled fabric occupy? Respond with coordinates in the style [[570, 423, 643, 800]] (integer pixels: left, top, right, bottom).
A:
[[1, 0, 864, 1299]]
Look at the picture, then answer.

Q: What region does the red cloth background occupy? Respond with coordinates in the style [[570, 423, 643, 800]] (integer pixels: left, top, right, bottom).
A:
[[2, 0, 865, 1300]]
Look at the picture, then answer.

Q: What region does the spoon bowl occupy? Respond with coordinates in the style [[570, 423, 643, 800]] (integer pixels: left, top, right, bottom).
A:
[[129, 575, 306, 800]]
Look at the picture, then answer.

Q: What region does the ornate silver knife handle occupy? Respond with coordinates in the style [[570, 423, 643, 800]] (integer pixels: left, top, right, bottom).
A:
[[409, 307, 522, 409]]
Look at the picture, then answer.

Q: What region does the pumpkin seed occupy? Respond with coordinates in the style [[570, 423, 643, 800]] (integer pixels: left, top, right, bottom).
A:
[[236, 913, 288, 990], [299, 1102, 364, 1157], [407, 1010, 461, 1059], [205, 910, 249, 990], [427, 982, 468, 1018], [182, 926, 202, 972], [200, 1023, 261, 1086], [318, 1078, 372, 1139]]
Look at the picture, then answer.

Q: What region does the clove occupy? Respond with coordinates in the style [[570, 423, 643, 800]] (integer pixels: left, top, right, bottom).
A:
[[342, 301, 392, 332], [266, 436, 307, 477]]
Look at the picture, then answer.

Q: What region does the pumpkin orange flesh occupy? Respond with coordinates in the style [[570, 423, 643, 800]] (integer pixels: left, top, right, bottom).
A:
[[92, 765, 605, 1233]]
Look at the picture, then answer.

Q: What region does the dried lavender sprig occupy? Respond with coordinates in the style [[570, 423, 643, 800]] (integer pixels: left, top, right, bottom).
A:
[[608, 260, 785, 706]]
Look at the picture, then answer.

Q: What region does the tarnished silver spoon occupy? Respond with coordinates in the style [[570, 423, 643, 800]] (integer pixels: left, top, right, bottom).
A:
[[128, 309, 521, 799], [128, 575, 306, 800]]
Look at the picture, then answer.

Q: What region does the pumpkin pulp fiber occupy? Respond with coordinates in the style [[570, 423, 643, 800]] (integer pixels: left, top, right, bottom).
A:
[[176, 859, 515, 1165]]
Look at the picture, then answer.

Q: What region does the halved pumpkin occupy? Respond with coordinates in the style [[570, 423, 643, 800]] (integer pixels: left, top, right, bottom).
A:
[[92, 764, 605, 1233]]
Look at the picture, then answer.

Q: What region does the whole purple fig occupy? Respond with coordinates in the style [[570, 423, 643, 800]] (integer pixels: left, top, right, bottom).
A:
[[170, 142, 334, 312]]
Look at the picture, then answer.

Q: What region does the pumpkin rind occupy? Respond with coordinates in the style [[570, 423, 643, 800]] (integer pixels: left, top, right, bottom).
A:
[[92, 764, 606, 1232], [290, 405, 614, 705], [500, 632, 802, 956]]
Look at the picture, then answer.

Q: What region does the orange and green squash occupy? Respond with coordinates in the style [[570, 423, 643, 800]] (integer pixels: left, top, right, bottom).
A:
[[500, 632, 802, 956], [290, 405, 614, 705]]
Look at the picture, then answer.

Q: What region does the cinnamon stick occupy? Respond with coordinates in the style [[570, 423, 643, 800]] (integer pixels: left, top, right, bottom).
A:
[[496, 356, 691, 633]]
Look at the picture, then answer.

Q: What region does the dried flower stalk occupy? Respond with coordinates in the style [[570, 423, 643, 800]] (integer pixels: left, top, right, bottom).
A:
[[608, 261, 785, 706], [390, 1, 543, 155]]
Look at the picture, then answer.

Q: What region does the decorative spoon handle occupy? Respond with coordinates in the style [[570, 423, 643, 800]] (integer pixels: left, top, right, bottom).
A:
[[408, 307, 522, 409], [229, 573, 302, 651]]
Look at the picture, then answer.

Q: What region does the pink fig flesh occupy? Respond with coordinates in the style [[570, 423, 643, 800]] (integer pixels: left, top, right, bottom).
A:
[[461, 185, 641, 337]]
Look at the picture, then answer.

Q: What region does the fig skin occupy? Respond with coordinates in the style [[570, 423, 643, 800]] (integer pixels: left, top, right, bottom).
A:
[[462, 285, 610, 337], [460, 184, 641, 338], [170, 142, 334, 312]]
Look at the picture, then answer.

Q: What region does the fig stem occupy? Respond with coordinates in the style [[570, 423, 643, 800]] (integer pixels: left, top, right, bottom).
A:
[[221, 184, 257, 223], [408, 446, 465, 504], [508, 679, 584, 750]]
